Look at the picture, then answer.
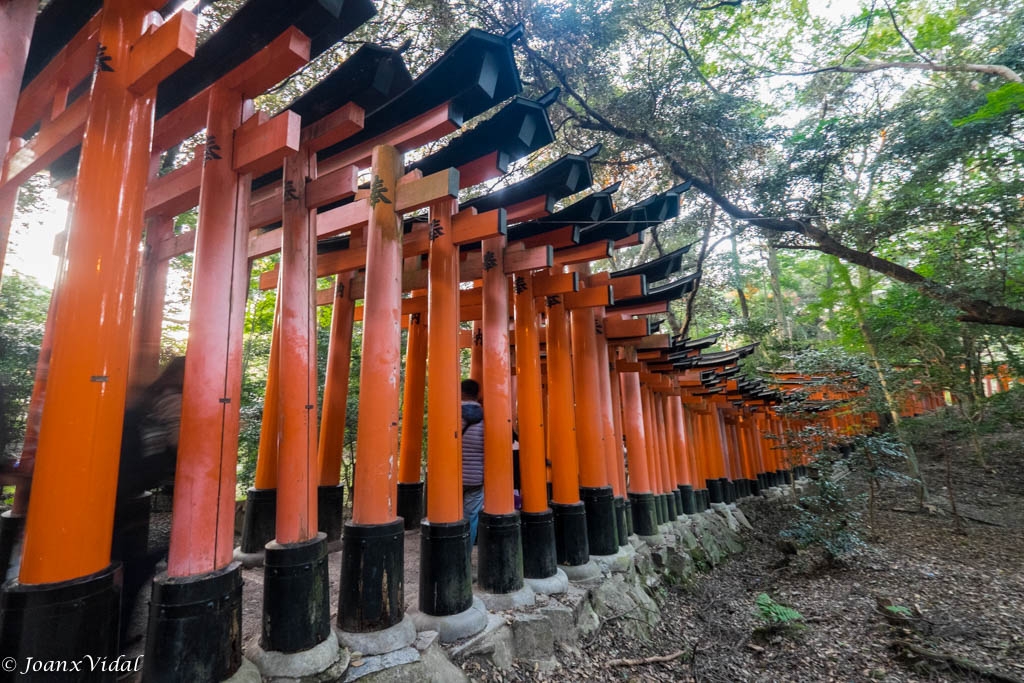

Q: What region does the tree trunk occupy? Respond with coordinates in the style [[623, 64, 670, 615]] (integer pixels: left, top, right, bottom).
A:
[[834, 260, 928, 503]]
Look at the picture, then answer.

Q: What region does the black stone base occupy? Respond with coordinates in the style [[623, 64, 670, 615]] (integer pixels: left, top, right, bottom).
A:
[[695, 489, 709, 512], [672, 490, 683, 518], [580, 486, 618, 556], [397, 482, 424, 530], [720, 478, 734, 504], [654, 494, 666, 524], [756, 473, 769, 492], [624, 498, 634, 536], [145, 562, 243, 682], [0, 564, 121, 681], [337, 519, 405, 632], [0, 511, 25, 581], [317, 485, 345, 542], [678, 485, 696, 515], [520, 509, 557, 579], [666, 491, 678, 521], [551, 501, 589, 566], [628, 492, 658, 536], [419, 519, 472, 617], [750, 477, 761, 497], [613, 497, 629, 547], [478, 512, 524, 595], [262, 533, 330, 654], [240, 487, 277, 554], [707, 479, 724, 504]]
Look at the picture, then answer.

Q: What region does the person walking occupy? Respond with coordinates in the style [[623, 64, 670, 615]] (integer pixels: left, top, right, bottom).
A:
[[461, 379, 484, 546]]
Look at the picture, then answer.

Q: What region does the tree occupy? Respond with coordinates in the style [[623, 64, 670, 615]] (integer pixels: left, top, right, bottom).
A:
[[0, 272, 50, 458], [420, 0, 1023, 327]]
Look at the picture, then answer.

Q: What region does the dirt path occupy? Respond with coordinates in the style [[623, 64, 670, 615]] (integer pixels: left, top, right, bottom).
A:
[[467, 442, 1024, 682]]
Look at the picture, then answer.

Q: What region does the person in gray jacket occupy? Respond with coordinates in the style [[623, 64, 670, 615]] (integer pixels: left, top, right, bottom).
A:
[[461, 379, 484, 545]]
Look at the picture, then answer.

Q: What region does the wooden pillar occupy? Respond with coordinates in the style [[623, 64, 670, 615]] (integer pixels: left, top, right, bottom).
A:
[[315, 271, 355, 542], [569, 299, 616, 554], [481, 239, 514, 517], [619, 349, 658, 536], [128, 216, 173, 393], [5, 1, 189, 669], [469, 319, 483, 384], [0, 0, 37, 284], [396, 301, 427, 528], [420, 193, 478, 619], [477, 234, 524, 594], [337, 144, 407, 636], [275, 146, 318, 544], [545, 280, 589, 566], [318, 271, 357, 486], [512, 271, 558, 580], [545, 288, 580, 505], [424, 196, 462, 526], [20, 0, 164, 585], [167, 84, 251, 576]]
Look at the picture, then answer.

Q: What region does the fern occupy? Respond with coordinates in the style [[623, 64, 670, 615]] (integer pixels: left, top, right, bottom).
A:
[[755, 593, 804, 625], [885, 605, 913, 617]]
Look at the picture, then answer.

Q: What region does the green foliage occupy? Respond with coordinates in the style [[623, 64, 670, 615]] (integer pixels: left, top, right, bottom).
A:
[[755, 593, 805, 626], [953, 83, 1024, 127], [886, 604, 913, 617], [0, 273, 50, 458]]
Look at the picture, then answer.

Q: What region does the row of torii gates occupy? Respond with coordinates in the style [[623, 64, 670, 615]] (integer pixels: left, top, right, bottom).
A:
[[0, 1, 863, 680]]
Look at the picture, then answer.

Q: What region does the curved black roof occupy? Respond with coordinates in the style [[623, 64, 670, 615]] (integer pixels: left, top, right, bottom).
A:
[[461, 145, 600, 214], [317, 27, 523, 163], [610, 242, 694, 283]]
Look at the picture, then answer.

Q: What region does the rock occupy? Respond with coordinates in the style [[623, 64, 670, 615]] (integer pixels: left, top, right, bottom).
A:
[[449, 613, 515, 671], [574, 599, 600, 637], [539, 603, 576, 646], [590, 575, 637, 619], [710, 502, 741, 532], [730, 506, 754, 530], [511, 613, 555, 660]]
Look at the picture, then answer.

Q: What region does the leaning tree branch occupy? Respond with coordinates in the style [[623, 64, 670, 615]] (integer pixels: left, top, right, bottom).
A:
[[525, 45, 1024, 328], [774, 58, 1022, 83]]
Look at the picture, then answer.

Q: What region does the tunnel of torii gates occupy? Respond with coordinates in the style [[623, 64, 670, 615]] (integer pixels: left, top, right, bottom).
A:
[[0, 0, 941, 680]]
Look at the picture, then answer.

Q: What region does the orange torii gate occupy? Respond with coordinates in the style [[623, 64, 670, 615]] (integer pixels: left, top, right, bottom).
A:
[[0, 0, 198, 669], [0, 3, 883, 678]]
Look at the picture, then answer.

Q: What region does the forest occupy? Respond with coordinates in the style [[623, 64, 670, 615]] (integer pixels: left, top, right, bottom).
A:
[[1, 0, 1021, 680]]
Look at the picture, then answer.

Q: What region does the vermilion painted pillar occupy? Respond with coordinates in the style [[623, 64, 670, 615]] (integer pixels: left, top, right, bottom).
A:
[[276, 148, 319, 545], [607, 348, 628, 496], [672, 396, 697, 513], [545, 283, 589, 567], [0, 0, 37, 285], [2, 0, 176, 669], [397, 302, 427, 528], [469, 319, 483, 384], [640, 386, 666, 524], [317, 271, 356, 538], [419, 194, 481, 625], [128, 216, 174, 394], [477, 235, 526, 597], [619, 351, 658, 536], [153, 84, 252, 680], [513, 272, 559, 583], [257, 138, 334, 661], [337, 145, 410, 640], [569, 303, 617, 555], [596, 322, 629, 544], [659, 393, 680, 520], [239, 280, 281, 555]]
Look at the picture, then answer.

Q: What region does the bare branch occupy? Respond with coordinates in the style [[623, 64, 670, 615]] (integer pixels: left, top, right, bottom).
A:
[[883, 0, 933, 65]]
